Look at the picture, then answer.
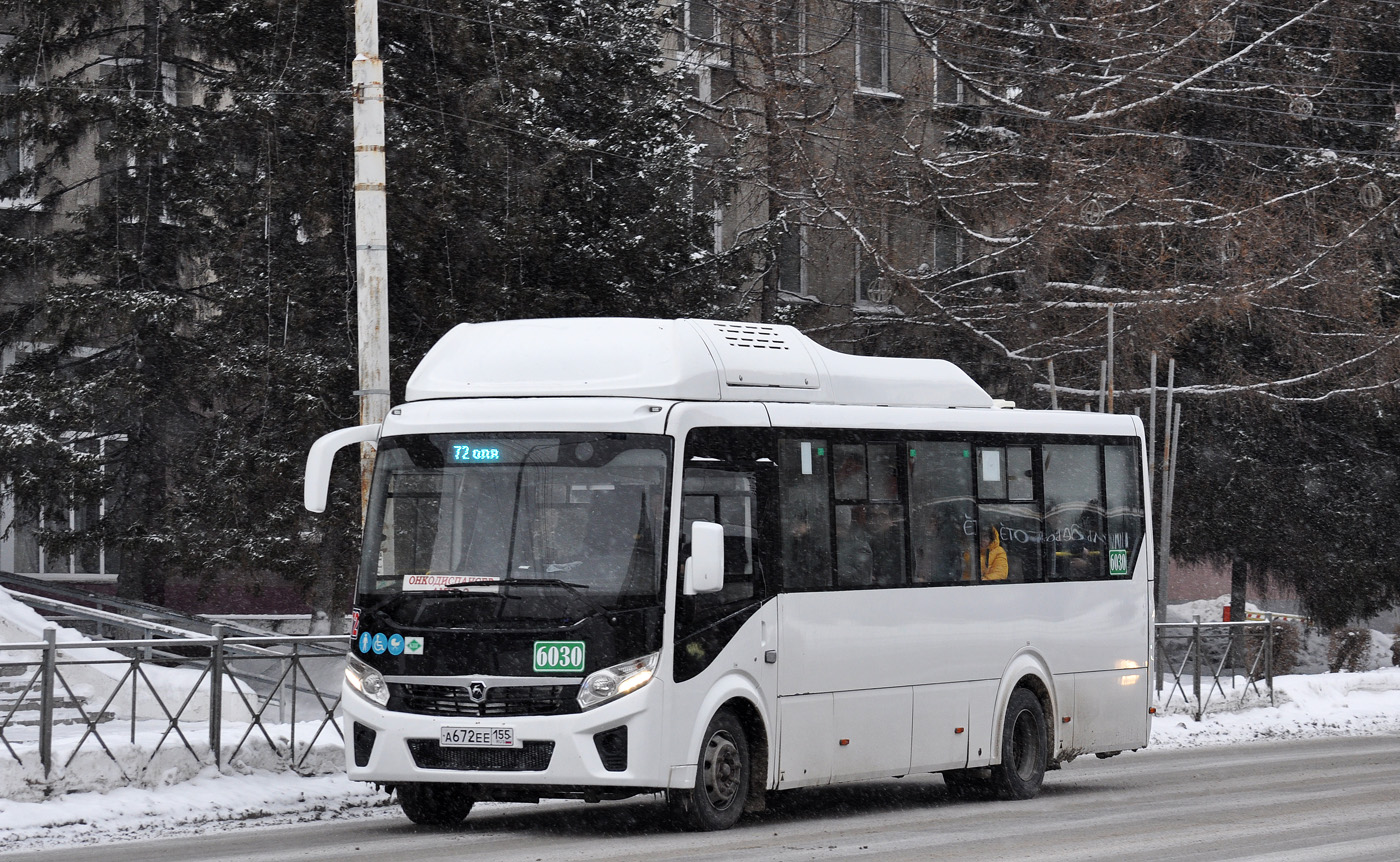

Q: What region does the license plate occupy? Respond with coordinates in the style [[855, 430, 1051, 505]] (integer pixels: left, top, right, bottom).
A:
[[439, 726, 518, 748]]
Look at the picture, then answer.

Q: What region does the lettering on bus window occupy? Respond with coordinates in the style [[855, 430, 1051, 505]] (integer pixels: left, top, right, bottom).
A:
[[1043, 444, 1107, 581], [1104, 444, 1145, 577], [976, 446, 1042, 582]]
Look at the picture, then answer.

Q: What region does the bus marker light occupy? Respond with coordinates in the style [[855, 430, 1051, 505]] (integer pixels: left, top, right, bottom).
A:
[[954, 728, 964, 734], [839, 739, 850, 746], [1062, 717, 1071, 723]]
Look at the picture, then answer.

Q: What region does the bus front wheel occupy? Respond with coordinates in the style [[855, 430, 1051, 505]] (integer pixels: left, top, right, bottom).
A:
[[396, 782, 475, 826], [989, 688, 1047, 800], [671, 708, 750, 831]]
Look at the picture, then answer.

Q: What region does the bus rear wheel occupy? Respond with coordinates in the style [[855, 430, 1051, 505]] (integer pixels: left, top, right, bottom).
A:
[[671, 708, 750, 831], [989, 688, 1047, 800], [396, 782, 475, 826]]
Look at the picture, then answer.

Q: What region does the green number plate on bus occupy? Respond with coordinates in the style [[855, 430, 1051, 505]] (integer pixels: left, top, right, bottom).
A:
[[1109, 549, 1129, 577], [534, 641, 585, 673]]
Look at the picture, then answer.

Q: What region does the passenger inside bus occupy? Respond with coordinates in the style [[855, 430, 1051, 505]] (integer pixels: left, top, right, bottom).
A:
[[980, 525, 1008, 581]]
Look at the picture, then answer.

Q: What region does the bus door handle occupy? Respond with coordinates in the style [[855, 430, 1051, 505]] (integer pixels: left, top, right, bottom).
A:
[[765, 650, 778, 664]]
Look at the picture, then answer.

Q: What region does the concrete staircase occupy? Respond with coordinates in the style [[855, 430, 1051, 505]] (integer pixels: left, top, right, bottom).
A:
[[0, 659, 116, 734]]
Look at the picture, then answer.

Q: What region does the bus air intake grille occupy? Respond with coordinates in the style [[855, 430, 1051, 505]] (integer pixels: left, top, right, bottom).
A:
[[407, 739, 555, 772], [389, 683, 580, 717], [712, 322, 790, 350]]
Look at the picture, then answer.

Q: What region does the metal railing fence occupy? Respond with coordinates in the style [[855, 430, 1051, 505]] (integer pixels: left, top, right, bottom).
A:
[[1155, 616, 1281, 721], [2, 625, 347, 785]]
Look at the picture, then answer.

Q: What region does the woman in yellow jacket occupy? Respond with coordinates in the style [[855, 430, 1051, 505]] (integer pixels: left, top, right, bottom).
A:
[[980, 525, 1008, 581]]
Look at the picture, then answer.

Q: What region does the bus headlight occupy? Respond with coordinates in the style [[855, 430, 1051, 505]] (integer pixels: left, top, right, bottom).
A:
[[578, 652, 659, 710], [345, 654, 390, 707]]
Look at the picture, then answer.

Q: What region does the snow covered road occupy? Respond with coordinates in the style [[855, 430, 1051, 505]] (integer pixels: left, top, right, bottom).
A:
[[6, 734, 1400, 862]]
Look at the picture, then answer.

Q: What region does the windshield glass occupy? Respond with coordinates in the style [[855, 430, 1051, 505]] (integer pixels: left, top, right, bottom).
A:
[[358, 433, 672, 622]]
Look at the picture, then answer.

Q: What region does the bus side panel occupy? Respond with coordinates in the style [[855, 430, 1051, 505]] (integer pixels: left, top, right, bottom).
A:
[[910, 682, 971, 772], [1073, 669, 1151, 751], [776, 693, 834, 788], [832, 687, 912, 781]]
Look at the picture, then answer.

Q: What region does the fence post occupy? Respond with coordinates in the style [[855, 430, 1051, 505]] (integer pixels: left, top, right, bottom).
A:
[[1192, 614, 1203, 722], [1264, 613, 1275, 706], [39, 627, 56, 778], [210, 624, 225, 769], [290, 641, 300, 765]]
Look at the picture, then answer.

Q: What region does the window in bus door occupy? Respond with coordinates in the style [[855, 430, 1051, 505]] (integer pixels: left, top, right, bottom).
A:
[[907, 441, 975, 583], [675, 427, 776, 682], [975, 445, 1042, 582], [779, 438, 833, 590], [1043, 444, 1107, 581]]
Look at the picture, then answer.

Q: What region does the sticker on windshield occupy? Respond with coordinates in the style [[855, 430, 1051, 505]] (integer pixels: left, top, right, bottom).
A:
[[403, 574, 501, 592], [534, 641, 585, 673], [404, 636, 425, 655], [1109, 549, 1129, 577]]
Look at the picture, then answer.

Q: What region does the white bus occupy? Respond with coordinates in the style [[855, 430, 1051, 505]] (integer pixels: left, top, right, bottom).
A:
[[305, 318, 1152, 830]]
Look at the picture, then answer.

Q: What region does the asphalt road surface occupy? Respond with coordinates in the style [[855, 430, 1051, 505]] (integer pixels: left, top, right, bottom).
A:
[[17, 734, 1400, 862]]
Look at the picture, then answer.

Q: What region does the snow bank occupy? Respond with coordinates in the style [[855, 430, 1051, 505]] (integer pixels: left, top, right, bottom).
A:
[[0, 586, 251, 722], [0, 718, 345, 801], [1150, 667, 1400, 749]]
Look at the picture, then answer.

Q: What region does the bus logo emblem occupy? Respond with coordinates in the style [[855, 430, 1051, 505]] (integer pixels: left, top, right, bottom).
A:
[[467, 681, 487, 703]]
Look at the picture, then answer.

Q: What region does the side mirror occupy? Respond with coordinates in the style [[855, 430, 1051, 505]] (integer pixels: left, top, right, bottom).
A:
[[304, 424, 381, 513], [683, 521, 725, 595]]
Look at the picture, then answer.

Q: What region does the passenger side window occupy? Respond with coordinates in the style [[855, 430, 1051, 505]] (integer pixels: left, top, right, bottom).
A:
[[1104, 444, 1145, 577], [1042, 444, 1107, 581], [833, 442, 906, 588], [779, 438, 833, 590], [907, 441, 976, 583], [976, 445, 1042, 583]]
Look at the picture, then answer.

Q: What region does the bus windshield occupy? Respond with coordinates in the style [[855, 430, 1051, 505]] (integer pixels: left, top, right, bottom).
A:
[[358, 433, 671, 623]]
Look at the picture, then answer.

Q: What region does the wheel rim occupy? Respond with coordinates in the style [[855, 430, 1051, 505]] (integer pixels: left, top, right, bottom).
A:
[[1010, 708, 1041, 781], [702, 729, 743, 810]]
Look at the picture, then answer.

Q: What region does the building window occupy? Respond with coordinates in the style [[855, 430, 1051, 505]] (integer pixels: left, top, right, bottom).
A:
[[6, 436, 123, 582], [685, 0, 721, 52], [775, 0, 807, 70], [0, 35, 18, 187], [855, 2, 890, 92], [777, 221, 807, 296], [935, 57, 964, 105], [855, 220, 890, 305], [934, 221, 963, 271]]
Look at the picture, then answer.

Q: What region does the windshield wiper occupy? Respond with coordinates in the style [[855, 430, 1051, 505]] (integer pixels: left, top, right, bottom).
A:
[[496, 577, 620, 624]]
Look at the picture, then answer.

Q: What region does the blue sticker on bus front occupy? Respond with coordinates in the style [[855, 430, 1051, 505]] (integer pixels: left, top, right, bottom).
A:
[[388, 633, 405, 655], [358, 632, 372, 653], [372, 633, 388, 655], [449, 443, 503, 463]]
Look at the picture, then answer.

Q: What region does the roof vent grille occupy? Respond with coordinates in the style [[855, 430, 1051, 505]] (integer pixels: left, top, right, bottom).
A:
[[712, 322, 790, 350]]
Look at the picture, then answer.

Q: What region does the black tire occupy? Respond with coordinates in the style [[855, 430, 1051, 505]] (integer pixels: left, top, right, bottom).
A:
[[396, 782, 475, 826], [672, 709, 750, 831], [988, 688, 1048, 800]]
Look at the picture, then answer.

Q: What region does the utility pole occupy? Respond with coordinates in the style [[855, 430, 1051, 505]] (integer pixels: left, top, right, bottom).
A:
[[353, 0, 390, 519]]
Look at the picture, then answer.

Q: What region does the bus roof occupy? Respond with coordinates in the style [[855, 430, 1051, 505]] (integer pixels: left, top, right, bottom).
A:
[[404, 318, 995, 409]]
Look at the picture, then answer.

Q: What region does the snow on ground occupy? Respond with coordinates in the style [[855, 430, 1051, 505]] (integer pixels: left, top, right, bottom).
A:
[[2, 593, 1398, 854], [1, 667, 1397, 855]]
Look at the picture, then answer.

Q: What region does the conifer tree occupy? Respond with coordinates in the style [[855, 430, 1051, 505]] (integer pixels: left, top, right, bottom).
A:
[[0, 0, 723, 618]]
